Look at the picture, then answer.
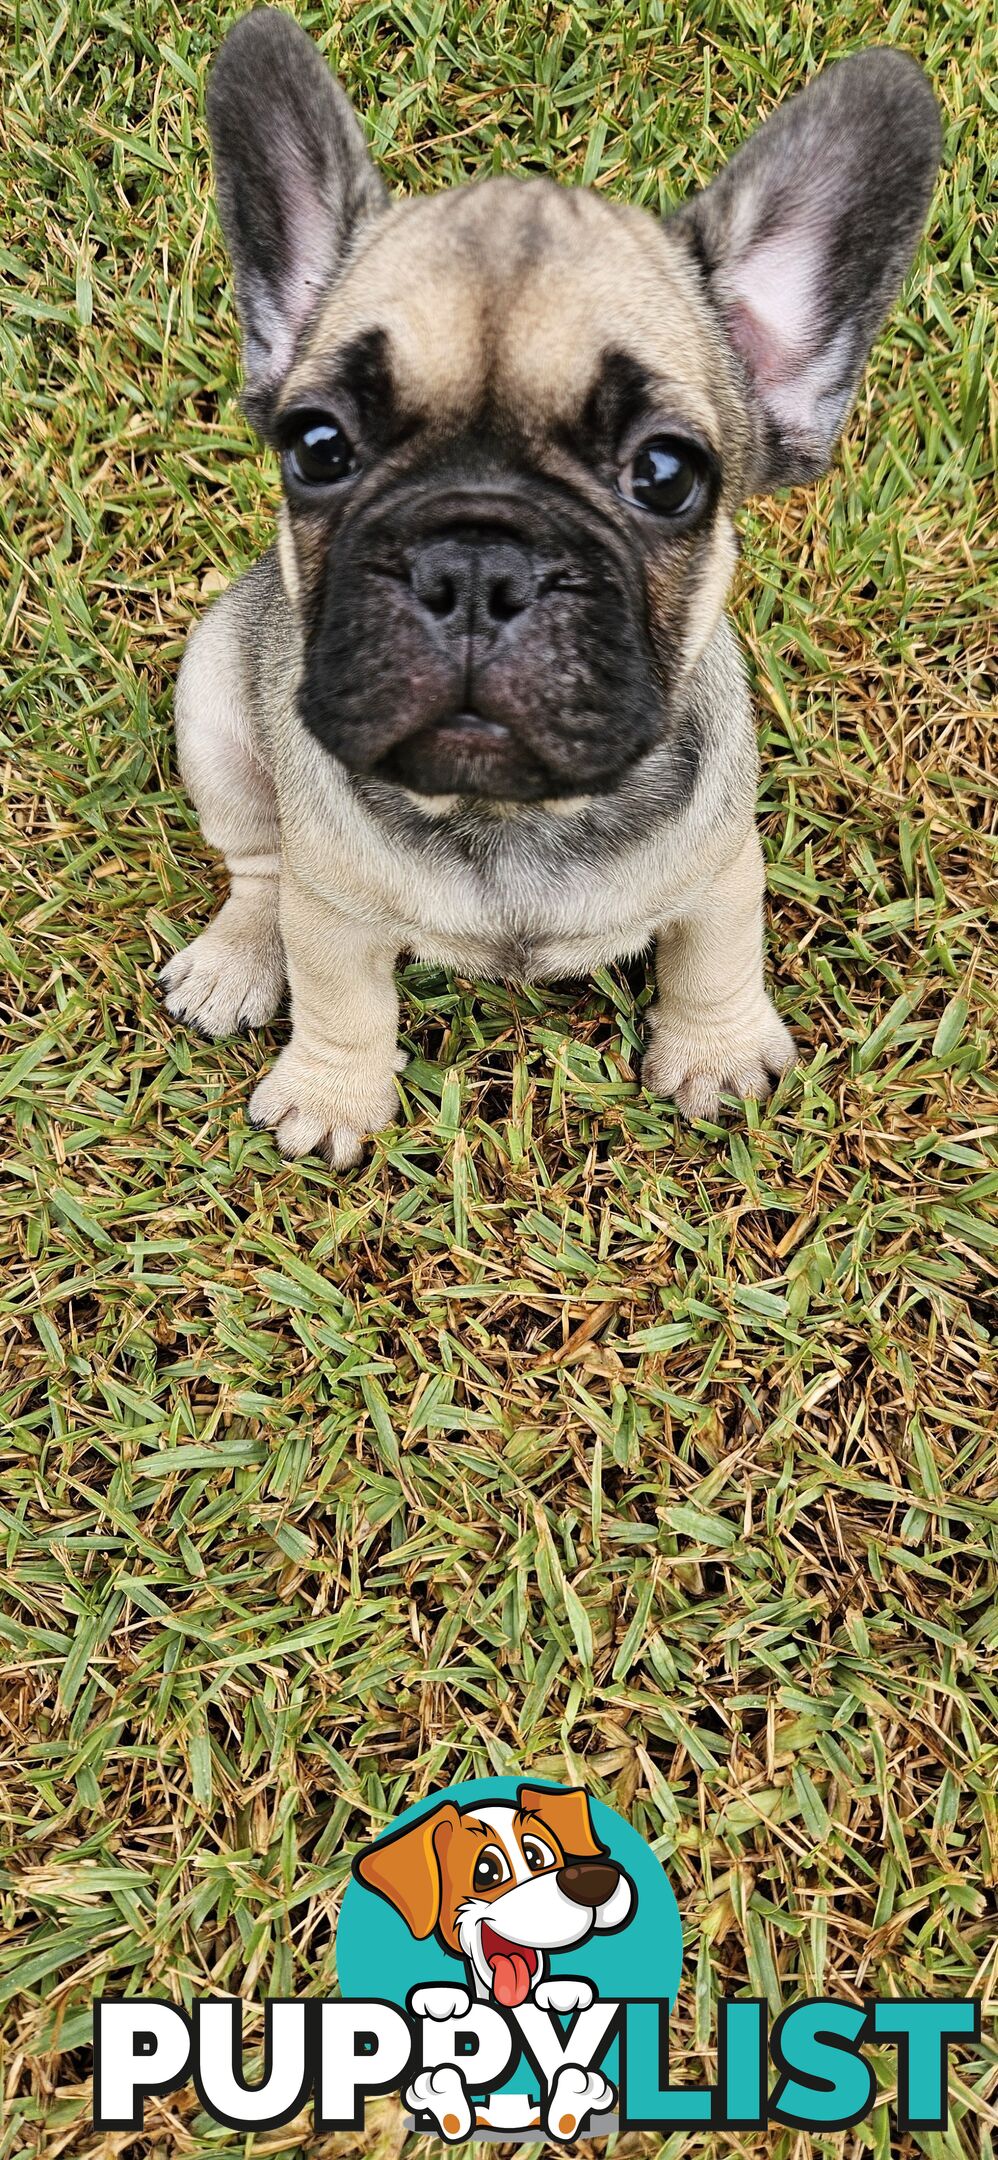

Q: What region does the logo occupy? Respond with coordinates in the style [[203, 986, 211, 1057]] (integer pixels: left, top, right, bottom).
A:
[[340, 1776, 680, 2138], [92, 1777, 979, 2139]]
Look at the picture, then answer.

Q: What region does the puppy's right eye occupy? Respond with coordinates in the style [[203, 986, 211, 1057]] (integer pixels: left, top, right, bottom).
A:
[[282, 413, 356, 487], [473, 1847, 509, 1892]]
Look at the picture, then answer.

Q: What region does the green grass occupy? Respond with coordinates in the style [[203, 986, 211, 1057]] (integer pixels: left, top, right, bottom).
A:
[[1, 0, 996, 2154]]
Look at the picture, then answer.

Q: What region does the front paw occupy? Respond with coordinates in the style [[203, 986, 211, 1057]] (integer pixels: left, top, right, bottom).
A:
[[405, 2066, 472, 2141], [642, 993, 795, 1121], [546, 2065, 615, 2141], [534, 1978, 594, 2014], [248, 1042, 401, 1167], [410, 1984, 470, 2021], [160, 920, 285, 1039]]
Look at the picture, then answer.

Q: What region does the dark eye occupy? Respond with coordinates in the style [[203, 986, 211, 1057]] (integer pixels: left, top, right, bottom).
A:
[[522, 1838, 553, 1874], [620, 436, 707, 517], [283, 412, 356, 487], [473, 1848, 508, 1892]]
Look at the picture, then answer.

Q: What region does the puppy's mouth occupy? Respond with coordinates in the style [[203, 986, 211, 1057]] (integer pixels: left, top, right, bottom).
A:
[[367, 707, 563, 800], [480, 1921, 539, 2007], [432, 710, 512, 752]]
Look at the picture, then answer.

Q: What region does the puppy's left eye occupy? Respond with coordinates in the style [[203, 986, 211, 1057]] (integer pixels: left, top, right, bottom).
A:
[[522, 1837, 554, 1873], [282, 412, 357, 487], [619, 435, 708, 518]]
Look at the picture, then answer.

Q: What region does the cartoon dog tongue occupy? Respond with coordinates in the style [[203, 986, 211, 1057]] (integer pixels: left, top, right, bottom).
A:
[[491, 1950, 533, 2008], [482, 1927, 537, 2007]]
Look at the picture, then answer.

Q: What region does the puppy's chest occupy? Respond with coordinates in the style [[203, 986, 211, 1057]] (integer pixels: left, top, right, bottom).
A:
[[295, 806, 676, 977]]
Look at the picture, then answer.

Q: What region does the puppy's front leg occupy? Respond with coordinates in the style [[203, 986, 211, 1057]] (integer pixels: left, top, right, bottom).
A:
[[248, 876, 403, 1167], [643, 826, 795, 1121], [161, 602, 286, 1039]]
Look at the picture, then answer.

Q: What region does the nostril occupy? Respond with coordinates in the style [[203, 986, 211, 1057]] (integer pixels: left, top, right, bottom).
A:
[[419, 572, 457, 618], [487, 575, 530, 624]]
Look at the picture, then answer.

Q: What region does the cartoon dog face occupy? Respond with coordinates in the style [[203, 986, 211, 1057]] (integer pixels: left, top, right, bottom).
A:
[[354, 1785, 634, 2006]]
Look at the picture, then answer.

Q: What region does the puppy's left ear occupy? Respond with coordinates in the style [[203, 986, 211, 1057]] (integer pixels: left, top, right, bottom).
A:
[[669, 49, 942, 488], [206, 7, 389, 430]]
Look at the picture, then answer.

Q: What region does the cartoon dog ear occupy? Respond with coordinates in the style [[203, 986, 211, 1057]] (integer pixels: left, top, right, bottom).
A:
[[206, 8, 389, 431], [353, 1803, 460, 1940], [668, 49, 941, 489], [518, 1785, 605, 1861]]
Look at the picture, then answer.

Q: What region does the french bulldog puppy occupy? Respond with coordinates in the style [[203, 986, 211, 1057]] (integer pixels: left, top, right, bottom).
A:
[[161, 9, 940, 1164]]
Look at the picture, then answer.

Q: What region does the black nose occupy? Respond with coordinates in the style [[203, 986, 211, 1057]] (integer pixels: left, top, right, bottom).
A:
[[409, 533, 537, 635], [557, 1860, 620, 1909]]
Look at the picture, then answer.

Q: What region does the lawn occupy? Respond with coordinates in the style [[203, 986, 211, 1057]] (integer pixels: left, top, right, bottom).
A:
[[1, 0, 995, 2153]]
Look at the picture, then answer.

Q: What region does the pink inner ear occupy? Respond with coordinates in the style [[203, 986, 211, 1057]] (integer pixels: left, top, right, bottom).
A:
[[720, 208, 831, 381], [244, 169, 342, 391], [725, 296, 795, 389], [725, 284, 856, 451], [718, 213, 855, 451]]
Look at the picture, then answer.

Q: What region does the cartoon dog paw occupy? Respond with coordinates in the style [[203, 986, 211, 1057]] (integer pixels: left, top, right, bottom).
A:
[[533, 1977, 595, 2014], [546, 2064, 615, 2141], [406, 2064, 472, 2140], [410, 1984, 471, 2021]]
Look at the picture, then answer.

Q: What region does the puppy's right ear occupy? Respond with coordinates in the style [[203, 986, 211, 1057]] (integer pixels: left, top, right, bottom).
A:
[[353, 1803, 460, 1941], [206, 7, 388, 430]]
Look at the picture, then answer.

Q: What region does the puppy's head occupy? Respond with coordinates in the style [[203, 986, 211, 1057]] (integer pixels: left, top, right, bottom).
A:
[[354, 1785, 634, 2005], [207, 10, 940, 803]]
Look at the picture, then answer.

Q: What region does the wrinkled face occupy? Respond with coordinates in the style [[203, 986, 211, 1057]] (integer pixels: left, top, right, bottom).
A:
[[213, 15, 941, 809], [274, 180, 748, 801]]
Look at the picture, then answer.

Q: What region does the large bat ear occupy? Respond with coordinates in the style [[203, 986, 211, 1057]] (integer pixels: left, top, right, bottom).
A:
[[669, 49, 942, 490], [352, 1804, 460, 1941], [517, 1786, 605, 1862], [206, 7, 389, 431]]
